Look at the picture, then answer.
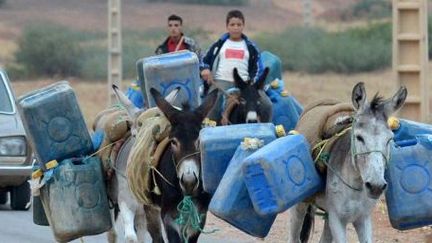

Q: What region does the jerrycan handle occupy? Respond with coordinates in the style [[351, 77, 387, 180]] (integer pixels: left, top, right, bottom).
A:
[[70, 157, 85, 166], [395, 139, 417, 147]]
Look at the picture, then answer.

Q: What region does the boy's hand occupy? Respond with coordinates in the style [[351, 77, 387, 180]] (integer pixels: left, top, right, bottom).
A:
[[201, 69, 214, 85]]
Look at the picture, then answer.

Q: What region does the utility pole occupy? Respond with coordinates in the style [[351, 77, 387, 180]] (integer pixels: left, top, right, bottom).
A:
[[302, 0, 313, 27], [108, 0, 122, 105]]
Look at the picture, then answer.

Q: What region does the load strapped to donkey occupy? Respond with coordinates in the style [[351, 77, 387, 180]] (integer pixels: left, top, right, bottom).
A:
[[93, 105, 172, 205]]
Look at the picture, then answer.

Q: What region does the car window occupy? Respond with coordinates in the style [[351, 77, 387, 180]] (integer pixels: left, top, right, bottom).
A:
[[0, 77, 14, 113]]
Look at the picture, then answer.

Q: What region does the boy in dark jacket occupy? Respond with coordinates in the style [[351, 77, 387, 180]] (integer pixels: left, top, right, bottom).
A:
[[155, 14, 201, 56], [200, 10, 270, 123]]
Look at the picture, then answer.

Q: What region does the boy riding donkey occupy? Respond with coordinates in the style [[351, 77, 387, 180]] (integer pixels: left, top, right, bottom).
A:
[[200, 10, 272, 124]]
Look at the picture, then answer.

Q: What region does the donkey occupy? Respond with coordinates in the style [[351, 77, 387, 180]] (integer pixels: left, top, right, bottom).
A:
[[287, 82, 407, 243], [148, 87, 218, 242], [222, 67, 272, 124], [108, 85, 218, 243]]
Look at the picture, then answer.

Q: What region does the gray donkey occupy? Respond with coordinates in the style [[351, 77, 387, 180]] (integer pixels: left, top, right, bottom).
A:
[[287, 82, 407, 243], [105, 86, 181, 243]]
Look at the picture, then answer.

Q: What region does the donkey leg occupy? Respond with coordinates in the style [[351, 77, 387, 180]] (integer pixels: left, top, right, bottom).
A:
[[107, 208, 118, 243], [319, 219, 332, 243], [107, 228, 117, 243], [353, 215, 373, 243], [144, 204, 165, 243], [162, 210, 182, 243], [287, 202, 310, 243], [187, 212, 207, 243], [119, 202, 138, 243], [328, 212, 347, 243], [135, 209, 149, 243]]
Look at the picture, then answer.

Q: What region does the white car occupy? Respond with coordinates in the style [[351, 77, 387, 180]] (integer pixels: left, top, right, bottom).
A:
[[0, 70, 33, 210]]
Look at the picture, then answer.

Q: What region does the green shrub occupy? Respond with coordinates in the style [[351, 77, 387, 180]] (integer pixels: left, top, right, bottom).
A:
[[80, 47, 107, 80], [256, 23, 392, 73], [4, 63, 30, 80], [122, 39, 155, 80], [15, 23, 83, 77], [344, 0, 391, 20]]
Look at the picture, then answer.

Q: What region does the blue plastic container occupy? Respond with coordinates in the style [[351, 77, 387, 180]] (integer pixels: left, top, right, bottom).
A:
[[199, 123, 277, 194], [390, 117, 432, 142], [126, 81, 145, 109], [17, 81, 93, 167], [261, 51, 282, 85], [242, 134, 323, 215], [40, 156, 112, 242], [268, 89, 303, 132], [209, 144, 276, 238], [137, 50, 201, 108], [385, 135, 432, 230]]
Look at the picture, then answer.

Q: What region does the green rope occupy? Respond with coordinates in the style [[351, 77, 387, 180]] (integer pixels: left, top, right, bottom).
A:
[[317, 152, 330, 164], [175, 196, 218, 243]]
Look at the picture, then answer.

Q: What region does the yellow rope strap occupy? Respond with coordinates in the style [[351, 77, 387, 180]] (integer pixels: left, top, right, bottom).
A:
[[127, 111, 171, 205], [312, 126, 352, 165]]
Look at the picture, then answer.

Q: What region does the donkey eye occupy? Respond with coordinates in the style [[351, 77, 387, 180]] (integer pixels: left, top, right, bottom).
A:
[[356, 135, 365, 143], [171, 139, 178, 146], [240, 99, 246, 105]]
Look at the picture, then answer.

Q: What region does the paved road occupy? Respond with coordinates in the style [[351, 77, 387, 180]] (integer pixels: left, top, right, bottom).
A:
[[0, 202, 235, 243]]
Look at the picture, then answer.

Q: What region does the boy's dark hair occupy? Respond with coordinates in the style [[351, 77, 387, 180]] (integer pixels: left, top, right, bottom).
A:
[[226, 10, 244, 25], [168, 14, 183, 25]]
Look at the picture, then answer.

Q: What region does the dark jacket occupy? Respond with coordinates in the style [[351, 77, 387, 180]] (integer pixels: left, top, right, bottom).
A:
[[200, 33, 264, 82], [155, 34, 201, 57]]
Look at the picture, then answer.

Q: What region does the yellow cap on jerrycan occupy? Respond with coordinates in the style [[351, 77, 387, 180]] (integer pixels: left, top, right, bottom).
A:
[[32, 169, 43, 179], [280, 90, 289, 97], [387, 116, 401, 130], [270, 79, 280, 89], [275, 125, 286, 137], [288, 130, 300, 135]]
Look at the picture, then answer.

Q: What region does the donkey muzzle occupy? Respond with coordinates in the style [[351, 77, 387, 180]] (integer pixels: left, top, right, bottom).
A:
[[246, 111, 259, 123], [180, 172, 199, 195], [365, 181, 387, 199]]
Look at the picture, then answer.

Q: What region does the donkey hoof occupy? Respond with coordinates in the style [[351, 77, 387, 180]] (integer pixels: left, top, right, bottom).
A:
[[125, 234, 138, 243]]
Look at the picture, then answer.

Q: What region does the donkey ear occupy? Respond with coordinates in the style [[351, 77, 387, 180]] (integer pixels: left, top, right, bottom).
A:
[[150, 88, 179, 123], [351, 82, 367, 110], [195, 89, 218, 121], [254, 67, 269, 90], [112, 84, 141, 119], [233, 68, 247, 90], [383, 86, 407, 116]]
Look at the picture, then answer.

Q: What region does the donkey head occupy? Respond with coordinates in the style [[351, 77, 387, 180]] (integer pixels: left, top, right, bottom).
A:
[[351, 82, 407, 199], [229, 67, 271, 124], [150, 88, 218, 195]]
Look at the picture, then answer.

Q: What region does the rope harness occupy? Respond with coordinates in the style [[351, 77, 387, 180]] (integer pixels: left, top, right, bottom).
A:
[[312, 118, 391, 192], [153, 151, 201, 190]]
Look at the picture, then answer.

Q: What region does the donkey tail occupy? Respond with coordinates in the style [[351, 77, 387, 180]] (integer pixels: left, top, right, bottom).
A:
[[300, 205, 314, 243]]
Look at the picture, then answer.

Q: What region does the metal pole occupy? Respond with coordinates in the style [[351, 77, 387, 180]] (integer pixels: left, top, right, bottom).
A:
[[302, 0, 313, 27], [108, 0, 122, 105]]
